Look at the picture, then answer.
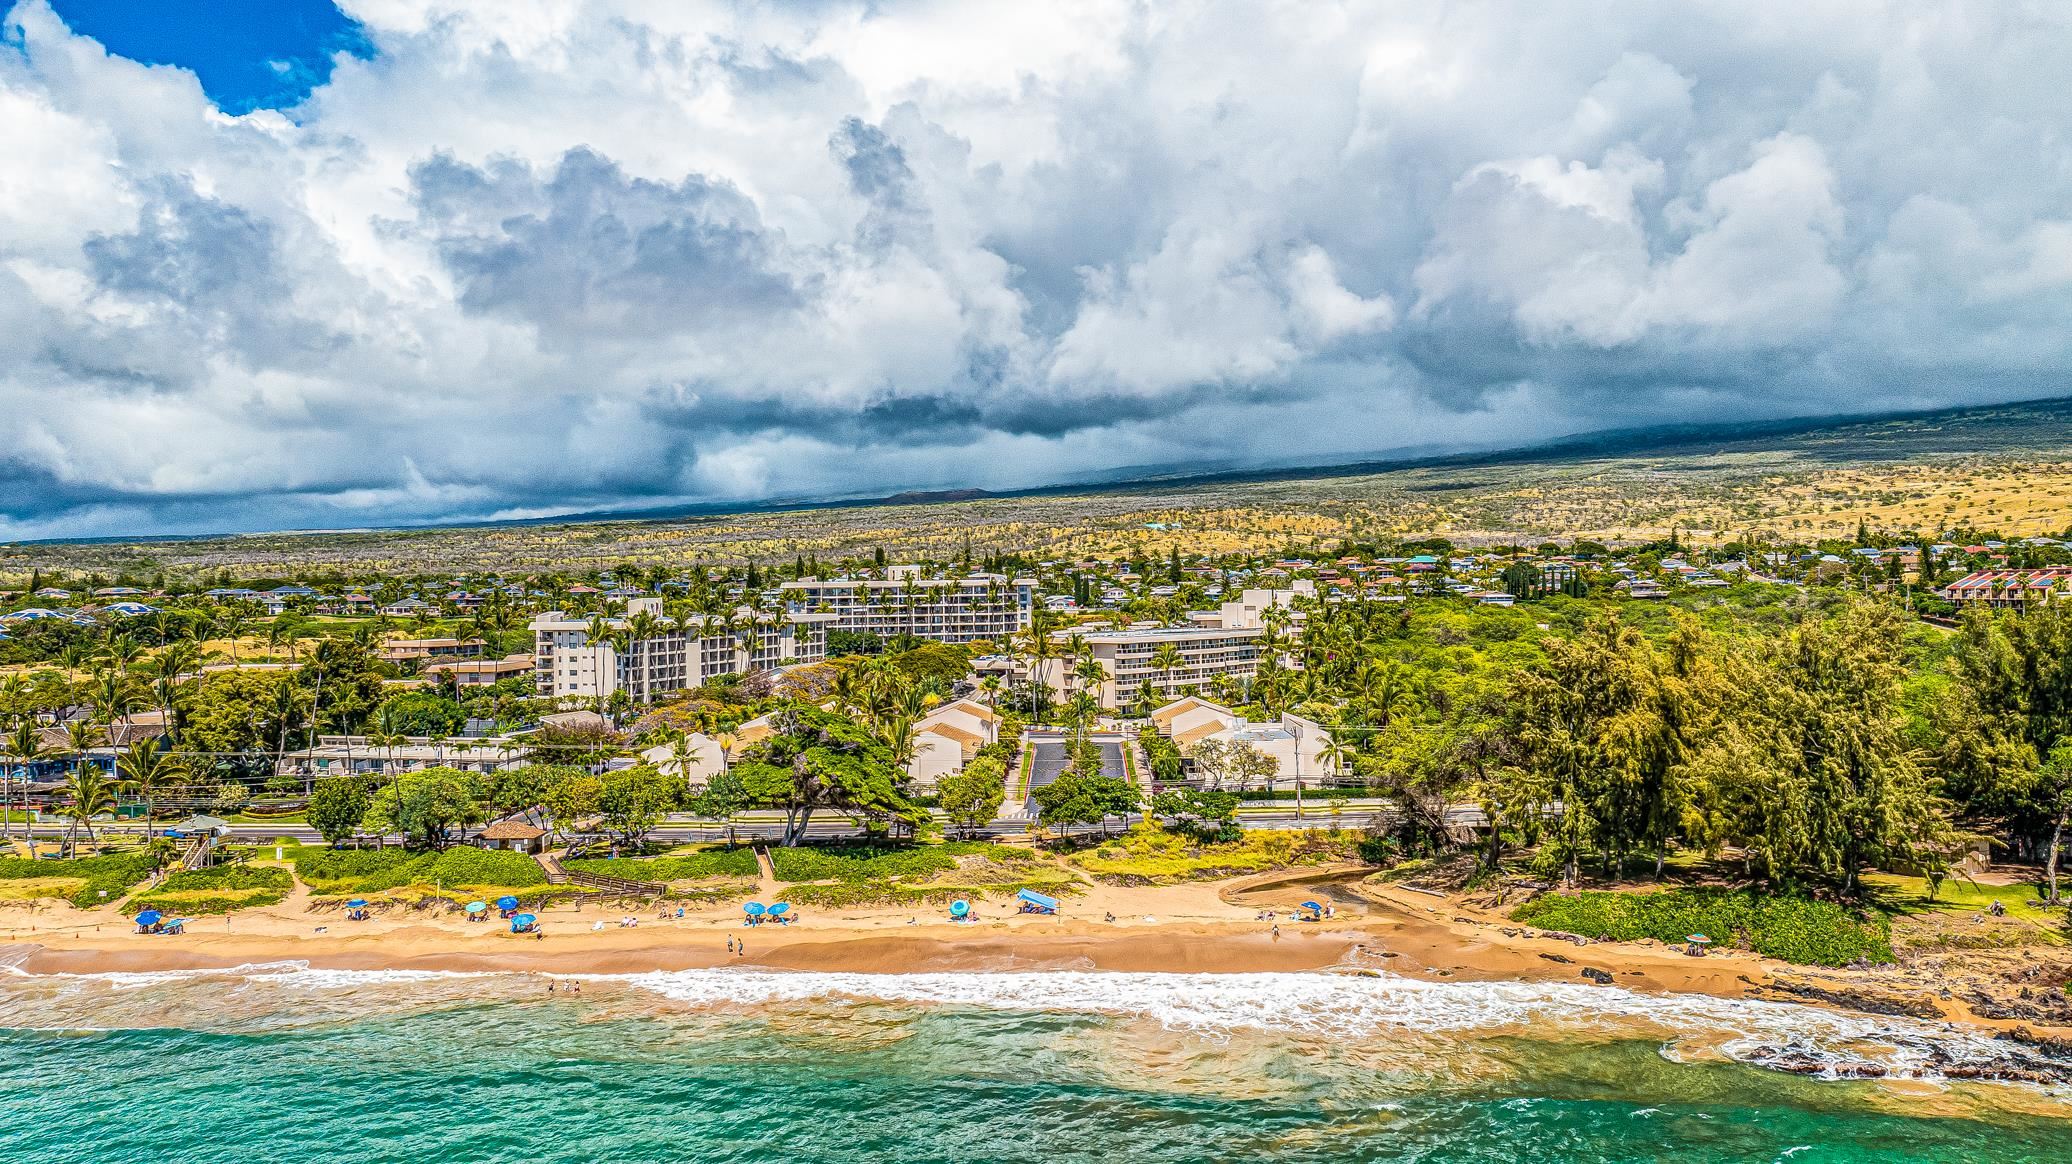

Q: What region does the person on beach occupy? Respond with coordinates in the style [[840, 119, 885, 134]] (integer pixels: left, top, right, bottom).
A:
[[1271, 925, 1280, 941], [728, 936, 736, 954]]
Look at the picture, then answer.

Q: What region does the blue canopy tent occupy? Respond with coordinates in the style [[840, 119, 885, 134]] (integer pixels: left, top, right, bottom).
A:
[[1017, 889, 1059, 915], [511, 913, 538, 934]]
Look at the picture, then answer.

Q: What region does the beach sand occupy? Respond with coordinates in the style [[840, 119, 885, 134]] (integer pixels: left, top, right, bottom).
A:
[[0, 871, 1768, 1005]]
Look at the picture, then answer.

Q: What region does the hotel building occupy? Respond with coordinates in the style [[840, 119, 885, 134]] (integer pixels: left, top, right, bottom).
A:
[[530, 598, 834, 704], [779, 567, 1035, 644]]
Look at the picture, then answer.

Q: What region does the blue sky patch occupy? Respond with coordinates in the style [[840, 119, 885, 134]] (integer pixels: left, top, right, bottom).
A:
[[48, 0, 372, 113]]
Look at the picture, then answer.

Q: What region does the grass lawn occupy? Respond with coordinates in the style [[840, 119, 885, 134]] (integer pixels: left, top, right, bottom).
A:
[[1863, 872, 2070, 951], [1069, 824, 1360, 884], [0, 877, 87, 902]]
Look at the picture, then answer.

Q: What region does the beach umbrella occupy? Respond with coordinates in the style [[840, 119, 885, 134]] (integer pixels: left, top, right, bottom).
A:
[[135, 909, 163, 926], [744, 902, 766, 916], [346, 899, 368, 908], [949, 900, 970, 919], [464, 901, 487, 914], [769, 903, 790, 918], [495, 895, 520, 910], [1686, 934, 1713, 945], [1300, 900, 1323, 913], [512, 913, 537, 927]]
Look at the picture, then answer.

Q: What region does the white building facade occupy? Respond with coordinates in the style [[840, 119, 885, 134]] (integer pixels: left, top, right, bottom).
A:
[[779, 567, 1035, 644], [530, 598, 834, 704]]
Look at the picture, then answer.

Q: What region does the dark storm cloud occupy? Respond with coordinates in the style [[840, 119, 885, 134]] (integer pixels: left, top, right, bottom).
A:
[[412, 148, 801, 344], [5, 0, 2072, 538]]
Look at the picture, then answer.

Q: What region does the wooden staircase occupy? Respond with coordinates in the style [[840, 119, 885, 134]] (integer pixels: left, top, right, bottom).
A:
[[534, 850, 664, 898]]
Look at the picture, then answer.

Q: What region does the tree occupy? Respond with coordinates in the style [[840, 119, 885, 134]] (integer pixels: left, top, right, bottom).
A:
[[2037, 740, 2072, 905], [358, 766, 487, 850], [1031, 768, 1139, 837], [687, 768, 753, 842], [938, 756, 1007, 836], [596, 763, 679, 847], [1185, 737, 1278, 793], [1149, 786, 1239, 840], [115, 742, 187, 838], [542, 772, 605, 832], [308, 776, 373, 846], [61, 765, 119, 850], [373, 691, 466, 738], [3, 719, 50, 842], [732, 704, 924, 845]]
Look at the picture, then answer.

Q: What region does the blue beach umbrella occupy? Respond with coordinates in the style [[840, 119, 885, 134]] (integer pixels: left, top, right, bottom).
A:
[[511, 914, 537, 931], [949, 900, 970, 919], [135, 909, 163, 926], [495, 895, 520, 910], [464, 901, 487, 914], [744, 902, 766, 917], [768, 903, 790, 918], [346, 899, 368, 908], [1300, 900, 1323, 913]]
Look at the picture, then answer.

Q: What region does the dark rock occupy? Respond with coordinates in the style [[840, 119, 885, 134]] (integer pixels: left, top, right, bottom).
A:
[[1539, 952, 1573, 964], [1580, 967, 1614, 985]]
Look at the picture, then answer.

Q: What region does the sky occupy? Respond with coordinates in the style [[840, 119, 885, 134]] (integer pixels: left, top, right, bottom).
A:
[[3, 1, 2071, 540]]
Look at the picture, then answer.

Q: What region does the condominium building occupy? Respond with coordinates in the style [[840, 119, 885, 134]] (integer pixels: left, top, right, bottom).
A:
[[529, 598, 834, 704], [779, 567, 1035, 643], [1038, 624, 1266, 709], [1940, 568, 2072, 608]]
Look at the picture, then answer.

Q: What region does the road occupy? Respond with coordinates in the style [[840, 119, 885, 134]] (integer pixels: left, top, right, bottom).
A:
[[3, 799, 1481, 848]]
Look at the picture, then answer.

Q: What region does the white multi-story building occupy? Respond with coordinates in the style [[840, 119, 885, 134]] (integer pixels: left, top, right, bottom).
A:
[[779, 567, 1035, 644], [1038, 624, 1266, 710], [530, 598, 834, 704]]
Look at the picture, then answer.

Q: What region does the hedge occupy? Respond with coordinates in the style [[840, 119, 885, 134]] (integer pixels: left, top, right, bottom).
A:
[[770, 842, 1031, 884], [565, 848, 760, 882], [1512, 887, 1894, 966], [0, 852, 161, 908], [293, 846, 548, 893], [128, 865, 293, 915]]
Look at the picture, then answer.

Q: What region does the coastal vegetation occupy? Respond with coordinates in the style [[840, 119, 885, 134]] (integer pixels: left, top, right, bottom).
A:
[[1070, 823, 1360, 885], [0, 851, 158, 908], [1512, 888, 1894, 967], [125, 865, 292, 916]]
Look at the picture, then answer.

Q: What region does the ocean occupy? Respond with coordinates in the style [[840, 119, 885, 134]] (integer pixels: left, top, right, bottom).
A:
[[2, 964, 2068, 1163]]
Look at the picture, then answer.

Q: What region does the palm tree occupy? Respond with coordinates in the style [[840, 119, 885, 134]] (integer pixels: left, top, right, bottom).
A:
[[585, 612, 614, 707], [366, 706, 411, 838], [3, 719, 50, 842], [1150, 642, 1185, 696], [217, 605, 251, 666], [103, 632, 145, 673], [116, 742, 187, 839], [88, 668, 138, 741], [61, 765, 119, 852]]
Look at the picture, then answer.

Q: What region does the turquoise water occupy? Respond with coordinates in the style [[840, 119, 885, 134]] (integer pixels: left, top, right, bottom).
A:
[[3, 966, 2068, 1162]]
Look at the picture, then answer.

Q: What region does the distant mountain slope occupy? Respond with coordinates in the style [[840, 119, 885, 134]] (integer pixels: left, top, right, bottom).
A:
[[9, 396, 2072, 578]]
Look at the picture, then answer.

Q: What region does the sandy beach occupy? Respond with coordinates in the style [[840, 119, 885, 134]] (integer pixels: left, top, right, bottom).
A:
[[0, 871, 1769, 1001]]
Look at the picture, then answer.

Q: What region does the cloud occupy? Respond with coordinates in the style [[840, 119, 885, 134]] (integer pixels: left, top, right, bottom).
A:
[[2, 0, 2071, 537]]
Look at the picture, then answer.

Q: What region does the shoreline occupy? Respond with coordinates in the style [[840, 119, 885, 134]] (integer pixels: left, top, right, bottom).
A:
[[5, 872, 2067, 1053]]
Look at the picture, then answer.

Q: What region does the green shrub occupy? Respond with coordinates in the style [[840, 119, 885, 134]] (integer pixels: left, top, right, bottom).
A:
[[290, 848, 419, 887], [770, 842, 1030, 883], [777, 877, 1077, 909], [1512, 888, 1894, 966], [344, 847, 548, 893], [0, 852, 161, 908], [128, 864, 293, 914], [566, 847, 760, 881]]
